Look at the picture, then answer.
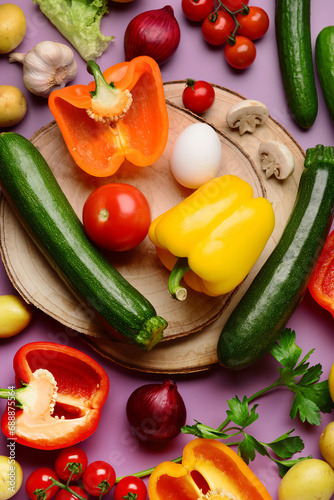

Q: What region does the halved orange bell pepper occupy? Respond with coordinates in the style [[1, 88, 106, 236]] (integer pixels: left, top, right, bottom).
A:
[[148, 438, 272, 500], [0, 342, 109, 450], [309, 228, 334, 317], [48, 56, 169, 177]]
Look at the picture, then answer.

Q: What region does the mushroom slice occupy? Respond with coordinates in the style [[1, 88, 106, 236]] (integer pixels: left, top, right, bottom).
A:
[[226, 99, 269, 135], [258, 140, 295, 180]]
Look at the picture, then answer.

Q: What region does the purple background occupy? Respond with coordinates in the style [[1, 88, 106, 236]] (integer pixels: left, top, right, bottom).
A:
[[1, 1, 334, 499]]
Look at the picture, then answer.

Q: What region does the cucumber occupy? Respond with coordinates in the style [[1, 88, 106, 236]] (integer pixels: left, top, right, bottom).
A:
[[315, 26, 334, 122], [217, 145, 334, 370], [0, 132, 167, 350], [275, 0, 318, 129]]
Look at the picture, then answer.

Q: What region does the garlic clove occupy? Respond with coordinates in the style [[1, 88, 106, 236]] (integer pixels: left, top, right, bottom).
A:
[[9, 41, 77, 98]]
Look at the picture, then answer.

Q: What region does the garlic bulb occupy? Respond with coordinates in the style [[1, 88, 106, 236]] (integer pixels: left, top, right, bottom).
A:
[[9, 41, 77, 98]]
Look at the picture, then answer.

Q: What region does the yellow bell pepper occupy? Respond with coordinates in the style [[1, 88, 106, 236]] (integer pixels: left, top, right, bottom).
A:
[[149, 175, 275, 299]]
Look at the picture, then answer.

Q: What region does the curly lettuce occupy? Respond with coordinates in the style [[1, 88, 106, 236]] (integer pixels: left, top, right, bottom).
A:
[[33, 0, 114, 61]]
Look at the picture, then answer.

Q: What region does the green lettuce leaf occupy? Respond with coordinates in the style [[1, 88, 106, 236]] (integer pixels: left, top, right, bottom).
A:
[[33, 0, 114, 61]]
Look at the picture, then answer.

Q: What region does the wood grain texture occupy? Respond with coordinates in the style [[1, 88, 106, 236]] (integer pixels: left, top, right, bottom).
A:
[[0, 82, 305, 373]]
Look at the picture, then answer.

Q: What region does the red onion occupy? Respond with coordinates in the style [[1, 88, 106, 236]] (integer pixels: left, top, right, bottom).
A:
[[126, 379, 187, 443], [124, 6, 181, 65]]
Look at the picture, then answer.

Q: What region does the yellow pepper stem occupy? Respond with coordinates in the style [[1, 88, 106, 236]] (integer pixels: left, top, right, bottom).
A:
[[168, 257, 191, 301]]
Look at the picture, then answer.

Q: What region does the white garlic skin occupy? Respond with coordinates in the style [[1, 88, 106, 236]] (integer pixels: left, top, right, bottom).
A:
[[9, 41, 77, 98]]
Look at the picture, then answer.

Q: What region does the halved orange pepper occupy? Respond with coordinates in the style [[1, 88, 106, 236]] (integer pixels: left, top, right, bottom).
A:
[[148, 439, 272, 500], [48, 56, 169, 177]]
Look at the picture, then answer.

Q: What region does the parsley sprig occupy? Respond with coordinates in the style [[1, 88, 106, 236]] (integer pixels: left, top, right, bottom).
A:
[[182, 329, 333, 476]]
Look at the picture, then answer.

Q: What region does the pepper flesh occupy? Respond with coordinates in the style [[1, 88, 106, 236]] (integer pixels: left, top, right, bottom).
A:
[[149, 175, 275, 298], [0, 342, 109, 450], [148, 439, 273, 500], [308, 228, 334, 316], [48, 56, 169, 177]]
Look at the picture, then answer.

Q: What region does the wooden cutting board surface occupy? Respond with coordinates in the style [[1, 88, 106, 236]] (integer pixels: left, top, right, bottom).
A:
[[0, 82, 305, 373]]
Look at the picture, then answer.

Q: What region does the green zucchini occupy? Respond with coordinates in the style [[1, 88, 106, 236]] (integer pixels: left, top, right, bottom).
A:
[[275, 0, 318, 129], [315, 26, 334, 122], [217, 145, 334, 370], [0, 132, 167, 350]]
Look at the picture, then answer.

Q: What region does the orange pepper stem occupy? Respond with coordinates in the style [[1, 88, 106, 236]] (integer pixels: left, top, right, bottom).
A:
[[86, 60, 133, 124], [87, 60, 116, 98], [168, 257, 191, 301]]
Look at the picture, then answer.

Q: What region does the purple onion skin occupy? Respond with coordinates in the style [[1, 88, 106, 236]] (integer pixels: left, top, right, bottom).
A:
[[124, 6, 181, 65], [126, 379, 187, 443]]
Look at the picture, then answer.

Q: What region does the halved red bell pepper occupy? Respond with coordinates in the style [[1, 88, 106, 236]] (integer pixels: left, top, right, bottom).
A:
[[48, 56, 169, 177], [0, 342, 109, 450], [309, 228, 334, 317], [148, 438, 272, 500]]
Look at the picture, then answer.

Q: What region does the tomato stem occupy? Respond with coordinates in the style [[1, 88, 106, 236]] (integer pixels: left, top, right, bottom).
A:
[[212, 1, 250, 44], [47, 478, 88, 500]]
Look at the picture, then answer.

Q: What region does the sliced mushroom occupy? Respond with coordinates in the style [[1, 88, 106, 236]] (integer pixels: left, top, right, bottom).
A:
[[226, 99, 269, 135], [258, 140, 295, 180]]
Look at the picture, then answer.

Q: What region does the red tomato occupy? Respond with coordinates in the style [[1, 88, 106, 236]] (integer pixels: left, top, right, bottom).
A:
[[55, 486, 88, 500], [220, 0, 249, 11], [224, 35, 256, 69], [113, 476, 147, 500], [182, 79, 215, 114], [236, 6, 270, 40], [82, 461, 116, 497], [82, 183, 151, 252], [26, 468, 60, 500], [181, 0, 215, 22], [54, 447, 88, 482], [202, 10, 235, 46]]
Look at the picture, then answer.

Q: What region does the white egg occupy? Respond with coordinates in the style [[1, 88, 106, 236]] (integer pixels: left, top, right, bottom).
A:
[[170, 122, 223, 189]]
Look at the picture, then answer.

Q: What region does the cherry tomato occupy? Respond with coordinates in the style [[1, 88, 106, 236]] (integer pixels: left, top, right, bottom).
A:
[[55, 486, 88, 500], [82, 461, 116, 497], [113, 476, 147, 500], [220, 0, 249, 11], [82, 183, 151, 252], [182, 79, 215, 114], [202, 10, 234, 46], [224, 35, 256, 69], [26, 468, 59, 500], [236, 6, 269, 40], [54, 447, 88, 482], [181, 0, 214, 22]]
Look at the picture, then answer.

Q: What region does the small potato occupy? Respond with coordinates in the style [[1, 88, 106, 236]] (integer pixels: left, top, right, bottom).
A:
[[0, 294, 32, 337], [0, 3, 26, 54], [0, 85, 27, 127], [278, 458, 334, 500], [319, 421, 334, 468], [0, 455, 23, 500]]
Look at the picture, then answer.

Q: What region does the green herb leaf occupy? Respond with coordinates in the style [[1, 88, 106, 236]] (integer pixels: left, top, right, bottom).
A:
[[270, 329, 302, 368], [226, 396, 259, 427], [181, 421, 230, 440], [265, 430, 304, 459], [238, 434, 268, 464]]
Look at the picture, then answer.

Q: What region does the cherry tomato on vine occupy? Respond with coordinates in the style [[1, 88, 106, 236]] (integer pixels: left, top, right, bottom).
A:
[[54, 447, 88, 482], [82, 183, 151, 252], [55, 486, 88, 500], [26, 468, 60, 500], [82, 461, 116, 497], [224, 35, 256, 69], [236, 6, 270, 40], [202, 10, 234, 46], [113, 476, 147, 500], [182, 79, 215, 114], [220, 0, 249, 11], [181, 0, 215, 22]]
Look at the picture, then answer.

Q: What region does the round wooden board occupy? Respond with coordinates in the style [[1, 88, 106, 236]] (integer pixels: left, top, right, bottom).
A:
[[0, 82, 305, 373]]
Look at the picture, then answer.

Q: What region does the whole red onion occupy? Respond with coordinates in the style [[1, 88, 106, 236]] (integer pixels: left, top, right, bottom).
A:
[[126, 379, 187, 443], [124, 6, 181, 65]]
